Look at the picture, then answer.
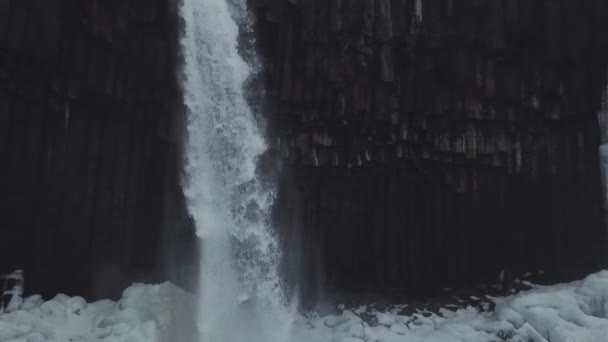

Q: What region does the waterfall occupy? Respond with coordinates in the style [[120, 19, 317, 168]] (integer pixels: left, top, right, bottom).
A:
[[415, 0, 422, 22], [179, 0, 292, 341], [600, 80, 608, 228]]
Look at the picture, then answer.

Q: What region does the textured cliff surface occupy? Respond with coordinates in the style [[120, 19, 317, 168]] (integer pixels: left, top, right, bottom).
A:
[[2, 0, 608, 302], [252, 0, 608, 298], [0, 0, 194, 299]]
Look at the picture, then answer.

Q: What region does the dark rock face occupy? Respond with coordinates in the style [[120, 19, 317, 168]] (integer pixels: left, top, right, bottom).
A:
[[253, 0, 608, 299], [2, 0, 608, 303], [0, 0, 195, 299]]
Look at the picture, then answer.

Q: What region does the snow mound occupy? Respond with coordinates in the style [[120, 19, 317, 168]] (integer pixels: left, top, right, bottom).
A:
[[291, 271, 608, 342], [0, 282, 195, 342], [1, 272, 608, 342]]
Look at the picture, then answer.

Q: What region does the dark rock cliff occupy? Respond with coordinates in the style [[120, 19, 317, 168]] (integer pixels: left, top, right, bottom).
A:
[[252, 0, 608, 299], [0, 0, 195, 299], [2, 0, 608, 302]]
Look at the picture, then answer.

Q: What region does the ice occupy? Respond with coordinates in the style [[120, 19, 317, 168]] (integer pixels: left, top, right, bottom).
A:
[[0, 282, 195, 342], [290, 271, 608, 342], [1, 271, 608, 342]]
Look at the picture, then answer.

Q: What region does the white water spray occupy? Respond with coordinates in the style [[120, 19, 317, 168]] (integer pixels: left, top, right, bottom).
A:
[[179, 0, 292, 341]]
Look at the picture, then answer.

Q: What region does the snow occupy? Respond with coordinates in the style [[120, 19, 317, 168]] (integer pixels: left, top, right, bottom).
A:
[[0, 283, 195, 342], [294, 271, 608, 342], [1, 271, 608, 342]]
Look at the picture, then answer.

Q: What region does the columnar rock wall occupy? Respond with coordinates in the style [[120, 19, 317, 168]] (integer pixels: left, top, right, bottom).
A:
[[0, 0, 194, 299], [252, 0, 608, 298], [2, 0, 608, 301]]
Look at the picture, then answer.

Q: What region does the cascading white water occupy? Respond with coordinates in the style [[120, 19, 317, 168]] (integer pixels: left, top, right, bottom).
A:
[[179, 0, 292, 341]]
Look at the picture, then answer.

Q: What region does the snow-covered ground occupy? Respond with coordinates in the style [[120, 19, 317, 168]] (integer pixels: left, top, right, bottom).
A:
[[1, 271, 608, 342], [0, 283, 196, 342]]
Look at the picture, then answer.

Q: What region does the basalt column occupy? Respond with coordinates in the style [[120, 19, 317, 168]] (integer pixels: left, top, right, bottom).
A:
[[253, 0, 608, 298], [0, 0, 193, 299]]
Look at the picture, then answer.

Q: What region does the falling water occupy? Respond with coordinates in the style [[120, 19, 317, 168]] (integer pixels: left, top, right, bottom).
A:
[[415, 0, 422, 21], [599, 79, 608, 227], [179, 0, 292, 341]]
